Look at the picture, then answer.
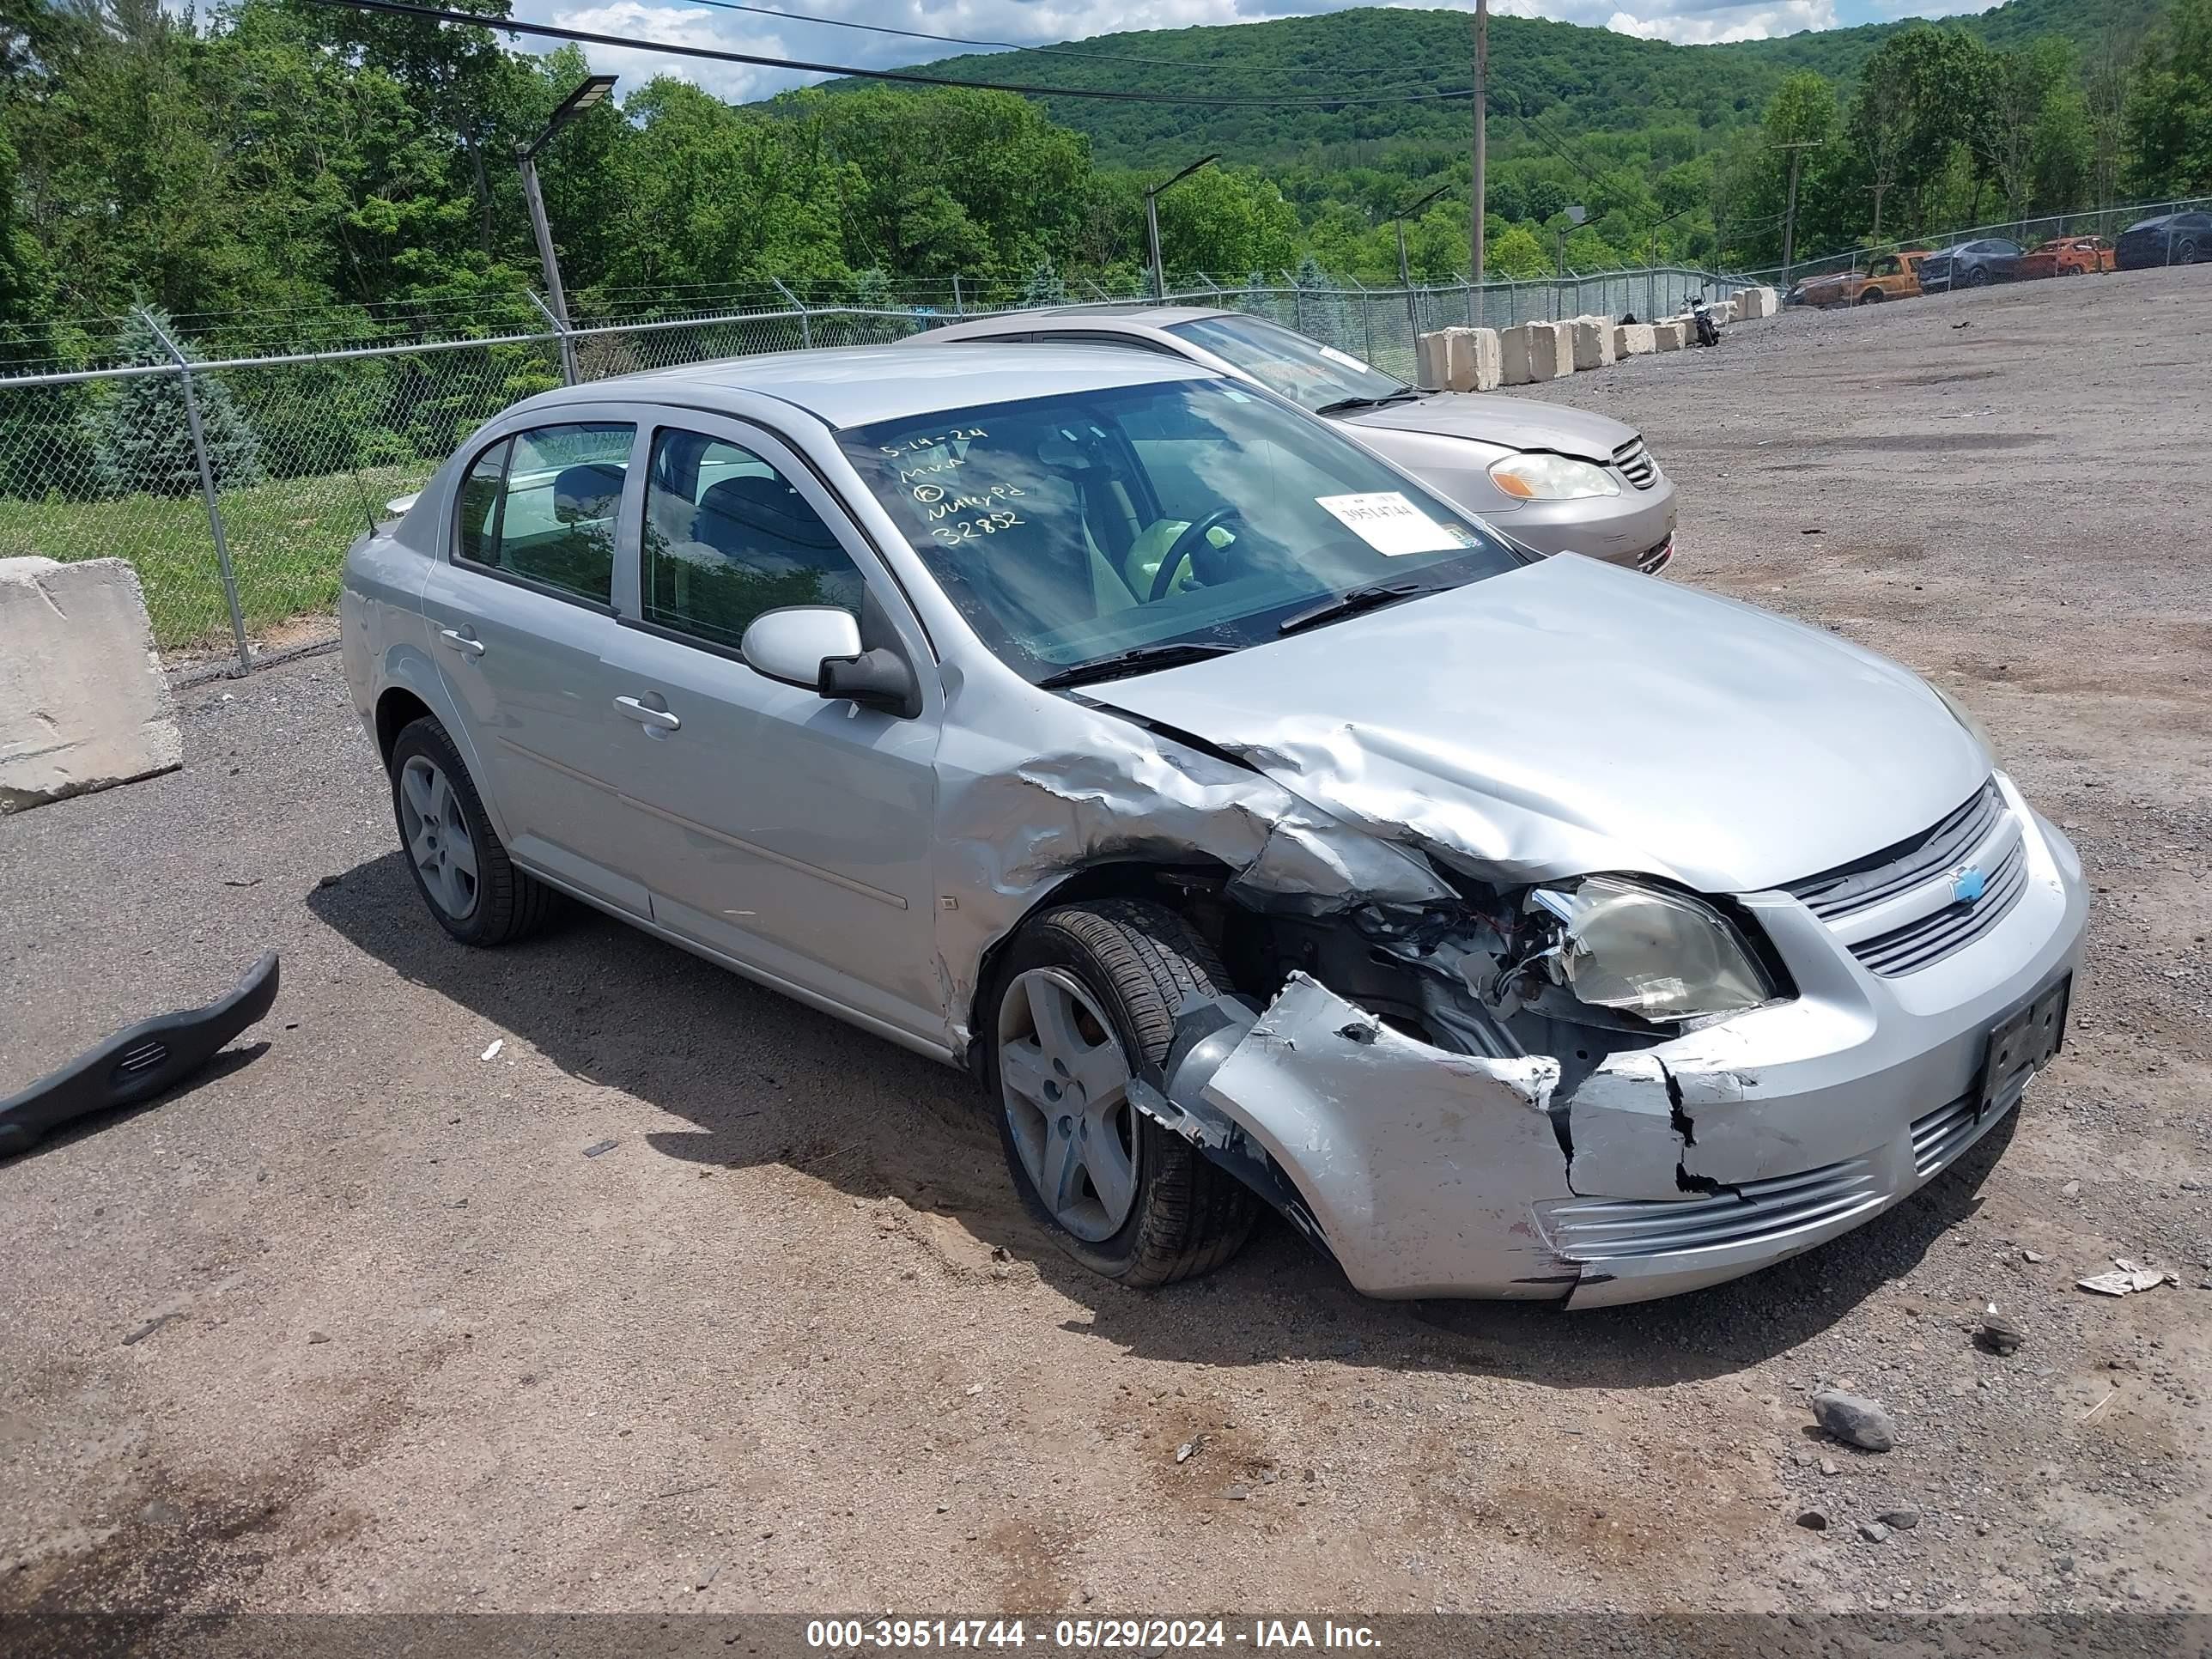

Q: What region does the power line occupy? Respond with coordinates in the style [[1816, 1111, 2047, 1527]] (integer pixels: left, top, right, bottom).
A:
[[680, 0, 1414, 80], [304, 0, 1480, 109]]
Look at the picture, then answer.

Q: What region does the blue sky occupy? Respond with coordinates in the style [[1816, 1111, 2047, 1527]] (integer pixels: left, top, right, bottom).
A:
[[519, 0, 2006, 105]]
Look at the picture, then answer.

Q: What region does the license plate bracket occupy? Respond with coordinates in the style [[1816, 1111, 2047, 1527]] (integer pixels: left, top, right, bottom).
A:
[[1978, 974, 2070, 1119]]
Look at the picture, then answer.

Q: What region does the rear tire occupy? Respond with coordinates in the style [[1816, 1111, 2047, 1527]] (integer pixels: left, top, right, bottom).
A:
[[1856, 289, 1884, 306], [388, 717, 558, 947], [987, 900, 1259, 1287], [2179, 240, 2202, 265]]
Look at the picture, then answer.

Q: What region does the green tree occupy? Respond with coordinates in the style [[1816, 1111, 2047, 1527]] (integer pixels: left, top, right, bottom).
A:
[[88, 307, 264, 496], [1019, 256, 1066, 307], [2124, 0, 2212, 196]]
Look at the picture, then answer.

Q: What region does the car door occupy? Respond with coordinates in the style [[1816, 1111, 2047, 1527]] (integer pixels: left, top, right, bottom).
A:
[[422, 416, 653, 916], [593, 416, 945, 1046]]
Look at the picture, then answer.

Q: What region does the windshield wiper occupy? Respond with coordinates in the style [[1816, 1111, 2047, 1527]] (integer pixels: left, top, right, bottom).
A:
[[1277, 578, 1443, 636], [1313, 388, 1425, 416], [1035, 640, 1244, 690]]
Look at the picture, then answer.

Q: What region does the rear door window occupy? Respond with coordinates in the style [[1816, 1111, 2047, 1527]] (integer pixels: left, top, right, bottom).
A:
[[455, 422, 635, 605]]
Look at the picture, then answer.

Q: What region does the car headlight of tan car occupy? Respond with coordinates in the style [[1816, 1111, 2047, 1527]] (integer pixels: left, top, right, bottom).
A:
[[1488, 453, 1621, 501]]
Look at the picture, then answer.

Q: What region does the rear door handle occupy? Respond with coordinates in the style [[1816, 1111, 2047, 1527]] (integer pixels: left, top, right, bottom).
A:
[[615, 696, 680, 732], [439, 628, 485, 657]]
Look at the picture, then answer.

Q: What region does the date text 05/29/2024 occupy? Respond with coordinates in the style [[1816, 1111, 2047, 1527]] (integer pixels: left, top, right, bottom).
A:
[[805, 1619, 1382, 1650]]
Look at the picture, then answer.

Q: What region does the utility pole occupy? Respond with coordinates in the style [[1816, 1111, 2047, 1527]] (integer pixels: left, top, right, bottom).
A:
[[1470, 0, 1488, 287], [1775, 140, 1823, 289]]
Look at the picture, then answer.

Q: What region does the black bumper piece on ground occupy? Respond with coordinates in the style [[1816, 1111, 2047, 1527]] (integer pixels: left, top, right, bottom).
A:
[[0, 952, 279, 1157]]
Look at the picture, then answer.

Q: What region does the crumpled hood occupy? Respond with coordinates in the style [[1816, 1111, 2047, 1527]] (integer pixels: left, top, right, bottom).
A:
[[1343, 392, 1635, 461], [1095, 556, 1990, 896]]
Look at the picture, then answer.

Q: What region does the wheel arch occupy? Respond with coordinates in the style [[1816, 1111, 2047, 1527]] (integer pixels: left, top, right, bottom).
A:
[[368, 646, 514, 843], [961, 856, 1238, 1082]]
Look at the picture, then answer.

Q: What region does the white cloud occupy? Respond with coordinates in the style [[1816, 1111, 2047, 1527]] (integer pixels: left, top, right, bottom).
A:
[[1604, 2, 1838, 45]]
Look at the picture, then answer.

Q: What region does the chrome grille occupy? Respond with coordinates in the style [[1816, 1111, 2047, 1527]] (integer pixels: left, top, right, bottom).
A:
[[1785, 781, 2004, 922], [1911, 1075, 2023, 1178], [1850, 830, 2030, 977], [1544, 1158, 1881, 1263], [1612, 436, 1657, 489], [1911, 1095, 1978, 1178]]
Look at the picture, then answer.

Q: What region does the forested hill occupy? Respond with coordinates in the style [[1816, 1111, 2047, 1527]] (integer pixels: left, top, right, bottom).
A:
[[799, 0, 2164, 170]]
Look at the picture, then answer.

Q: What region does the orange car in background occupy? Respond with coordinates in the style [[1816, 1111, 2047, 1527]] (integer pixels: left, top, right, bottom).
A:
[[2020, 236, 2117, 278], [1784, 249, 1928, 309]]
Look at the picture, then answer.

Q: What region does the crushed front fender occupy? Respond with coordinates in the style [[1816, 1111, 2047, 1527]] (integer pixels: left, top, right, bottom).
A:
[[1182, 974, 1578, 1300]]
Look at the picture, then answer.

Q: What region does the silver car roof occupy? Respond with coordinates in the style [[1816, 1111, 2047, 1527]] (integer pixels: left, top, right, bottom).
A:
[[515, 342, 1212, 430], [921, 306, 1228, 339]]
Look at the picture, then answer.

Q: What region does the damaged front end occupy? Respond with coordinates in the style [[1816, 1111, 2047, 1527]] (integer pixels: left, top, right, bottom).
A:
[[1115, 866, 1807, 1305], [943, 686, 2083, 1308]]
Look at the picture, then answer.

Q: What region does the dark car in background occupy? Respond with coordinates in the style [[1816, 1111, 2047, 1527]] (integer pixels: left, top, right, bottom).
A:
[[2115, 211, 2210, 269], [1917, 239, 2025, 293]]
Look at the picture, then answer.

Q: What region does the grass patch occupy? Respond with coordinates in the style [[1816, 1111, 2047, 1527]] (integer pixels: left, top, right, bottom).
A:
[[2, 463, 437, 655]]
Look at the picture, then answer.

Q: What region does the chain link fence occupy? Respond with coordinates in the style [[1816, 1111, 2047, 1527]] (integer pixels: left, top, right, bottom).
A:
[[0, 264, 1753, 674], [1739, 195, 2212, 290]]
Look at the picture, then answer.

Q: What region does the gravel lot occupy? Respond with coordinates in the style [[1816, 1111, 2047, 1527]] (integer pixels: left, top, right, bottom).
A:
[[3, 267, 2209, 1622]]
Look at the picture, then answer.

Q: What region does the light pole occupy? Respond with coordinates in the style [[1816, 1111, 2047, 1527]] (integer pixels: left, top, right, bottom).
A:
[[1394, 184, 1453, 289], [1395, 183, 1450, 368], [1553, 204, 1587, 280], [518, 73, 617, 385], [1145, 154, 1218, 300]]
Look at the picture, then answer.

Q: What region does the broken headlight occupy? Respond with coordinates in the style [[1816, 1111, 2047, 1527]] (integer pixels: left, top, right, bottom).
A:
[[1529, 875, 1773, 1023]]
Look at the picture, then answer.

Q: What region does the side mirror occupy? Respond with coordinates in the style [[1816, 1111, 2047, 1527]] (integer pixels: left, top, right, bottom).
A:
[[819, 647, 921, 719], [738, 606, 921, 719], [740, 607, 861, 690]]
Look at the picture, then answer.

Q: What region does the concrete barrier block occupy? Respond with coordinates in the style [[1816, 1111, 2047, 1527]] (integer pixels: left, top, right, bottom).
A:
[[1570, 316, 1616, 370], [1444, 326, 1503, 392], [1, 556, 182, 813], [1500, 320, 1570, 385], [1650, 321, 1686, 352], [1735, 286, 1777, 320], [1614, 323, 1656, 356], [1414, 330, 1452, 390]]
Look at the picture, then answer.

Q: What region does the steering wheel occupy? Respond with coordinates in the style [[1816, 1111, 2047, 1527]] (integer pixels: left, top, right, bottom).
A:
[[1147, 507, 1243, 604]]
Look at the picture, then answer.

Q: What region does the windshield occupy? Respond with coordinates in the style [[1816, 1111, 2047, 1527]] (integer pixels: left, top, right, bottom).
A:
[[1164, 314, 1413, 413], [836, 377, 1524, 686]]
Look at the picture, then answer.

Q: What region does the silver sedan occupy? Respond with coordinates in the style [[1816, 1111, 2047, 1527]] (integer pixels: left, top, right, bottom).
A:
[[913, 305, 1678, 572], [342, 343, 2084, 1308]]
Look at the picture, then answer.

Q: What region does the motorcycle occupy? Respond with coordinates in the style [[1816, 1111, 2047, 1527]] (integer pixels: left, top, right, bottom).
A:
[[1688, 293, 1722, 348]]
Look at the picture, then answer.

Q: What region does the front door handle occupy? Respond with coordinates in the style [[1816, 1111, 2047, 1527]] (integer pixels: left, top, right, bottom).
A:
[[615, 695, 680, 732], [439, 628, 485, 657]]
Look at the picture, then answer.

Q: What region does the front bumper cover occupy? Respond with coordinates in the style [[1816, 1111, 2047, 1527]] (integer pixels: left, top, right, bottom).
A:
[[1155, 808, 2087, 1308]]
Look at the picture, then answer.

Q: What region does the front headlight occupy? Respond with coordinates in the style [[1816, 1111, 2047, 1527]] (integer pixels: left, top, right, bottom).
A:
[[1488, 453, 1621, 501], [1933, 683, 1998, 761], [1530, 875, 1773, 1023]]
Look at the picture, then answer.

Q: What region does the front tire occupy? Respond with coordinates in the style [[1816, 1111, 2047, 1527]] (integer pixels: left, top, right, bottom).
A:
[[1967, 264, 1991, 288], [388, 717, 557, 946], [988, 901, 1259, 1287], [2179, 240, 2202, 266]]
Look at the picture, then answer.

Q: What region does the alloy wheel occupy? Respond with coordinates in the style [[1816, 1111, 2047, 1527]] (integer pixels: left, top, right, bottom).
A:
[[398, 755, 480, 921], [998, 968, 1139, 1243]]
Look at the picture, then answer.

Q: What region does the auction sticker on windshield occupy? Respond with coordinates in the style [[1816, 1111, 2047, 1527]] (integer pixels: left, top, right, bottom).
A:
[[1318, 343, 1373, 372], [1316, 491, 1465, 556]]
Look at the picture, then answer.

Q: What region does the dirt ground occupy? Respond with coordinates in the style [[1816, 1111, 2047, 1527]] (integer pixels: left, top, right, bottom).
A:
[[3, 267, 2209, 1624]]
